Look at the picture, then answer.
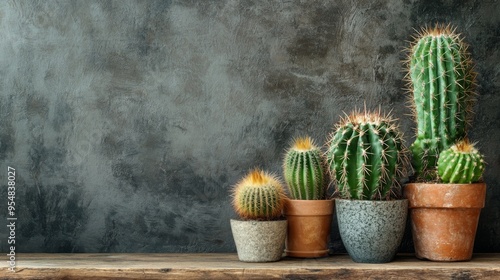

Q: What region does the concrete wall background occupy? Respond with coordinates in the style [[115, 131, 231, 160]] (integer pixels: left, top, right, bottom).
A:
[[0, 0, 498, 253]]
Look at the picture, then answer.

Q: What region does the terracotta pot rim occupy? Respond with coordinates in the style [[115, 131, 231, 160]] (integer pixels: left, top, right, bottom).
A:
[[286, 198, 334, 203], [230, 219, 287, 223], [284, 199, 334, 216], [405, 182, 486, 187], [404, 182, 486, 209]]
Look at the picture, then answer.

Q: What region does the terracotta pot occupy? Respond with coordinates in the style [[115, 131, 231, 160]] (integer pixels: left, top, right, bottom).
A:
[[284, 199, 334, 258], [404, 183, 486, 261]]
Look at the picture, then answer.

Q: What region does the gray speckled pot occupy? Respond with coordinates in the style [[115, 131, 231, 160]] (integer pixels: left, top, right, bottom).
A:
[[336, 199, 408, 263], [230, 219, 287, 262]]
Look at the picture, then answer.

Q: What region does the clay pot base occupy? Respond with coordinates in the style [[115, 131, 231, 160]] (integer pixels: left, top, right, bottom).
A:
[[411, 208, 481, 261], [285, 199, 334, 258], [405, 183, 486, 262], [285, 249, 329, 258]]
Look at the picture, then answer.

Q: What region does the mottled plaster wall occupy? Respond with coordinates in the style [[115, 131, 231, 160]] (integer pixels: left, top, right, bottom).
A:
[[0, 0, 498, 253]]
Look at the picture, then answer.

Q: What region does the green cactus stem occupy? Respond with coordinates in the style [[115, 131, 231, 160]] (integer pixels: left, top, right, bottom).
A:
[[326, 109, 408, 200], [283, 136, 326, 200], [437, 139, 485, 184], [409, 138, 440, 180], [406, 24, 477, 180], [232, 169, 286, 220]]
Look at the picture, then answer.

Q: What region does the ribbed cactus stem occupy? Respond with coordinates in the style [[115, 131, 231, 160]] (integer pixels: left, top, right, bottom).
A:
[[232, 169, 286, 220], [410, 138, 440, 180], [407, 24, 477, 179], [437, 140, 485, 184], [326, 109, 408, 200], [283, 136, 326, 200]]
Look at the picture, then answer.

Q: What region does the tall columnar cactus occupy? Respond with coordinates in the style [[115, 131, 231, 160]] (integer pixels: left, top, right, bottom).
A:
[[406, 24, 477, 180], [437, 139, 485, 184], [326, 109, 408, 200], [283, 136, 326, 200], [232, 169, 286, 220]]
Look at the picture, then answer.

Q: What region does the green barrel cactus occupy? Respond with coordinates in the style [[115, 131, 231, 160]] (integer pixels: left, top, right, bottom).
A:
[[232, 169, 286, 220], [437, 139, 485, 184], [406, 24, 477, 180], [283, 136, 326, 200], [326, 110, 408, 200]]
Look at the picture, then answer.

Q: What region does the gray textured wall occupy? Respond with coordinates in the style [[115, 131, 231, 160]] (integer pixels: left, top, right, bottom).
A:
[[0, 0, 499, 253]]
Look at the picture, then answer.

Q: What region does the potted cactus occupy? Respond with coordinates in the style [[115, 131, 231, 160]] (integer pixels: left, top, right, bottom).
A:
[[403, 24, 487, 261], [282, 136, 334, 258], [230, 169, 287, 262], [326, 109, 409, 263]]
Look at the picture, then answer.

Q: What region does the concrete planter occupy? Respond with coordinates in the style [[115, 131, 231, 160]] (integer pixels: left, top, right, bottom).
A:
[[230, 219, 287, 262], [284, 199, 334, 258], [336, 199, 408, 263], [404, 183, 486, 261]]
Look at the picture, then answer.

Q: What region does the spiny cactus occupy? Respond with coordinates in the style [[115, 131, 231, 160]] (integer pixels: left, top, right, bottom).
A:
[[437, 139, 485, 184], [326, 109, 408, 200], [405, 24, 477, 180], [283, 136, 326, 200], [232, 169, 286, 220]]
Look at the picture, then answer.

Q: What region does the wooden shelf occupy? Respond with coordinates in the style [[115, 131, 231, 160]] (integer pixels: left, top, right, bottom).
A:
[[1, 253, 500, 279]]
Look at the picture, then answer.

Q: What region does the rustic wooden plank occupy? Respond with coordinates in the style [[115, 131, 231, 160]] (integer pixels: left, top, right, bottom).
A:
[[0, 253, 499, 279]]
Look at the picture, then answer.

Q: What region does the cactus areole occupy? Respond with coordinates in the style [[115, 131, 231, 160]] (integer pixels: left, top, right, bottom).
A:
[[283, 137, 326, 200], [326, 110, 408, 200], [406, 24, 477, 180]]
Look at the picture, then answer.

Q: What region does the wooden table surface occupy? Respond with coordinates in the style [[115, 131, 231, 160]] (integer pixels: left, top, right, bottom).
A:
[[1, 253, 500, 279]]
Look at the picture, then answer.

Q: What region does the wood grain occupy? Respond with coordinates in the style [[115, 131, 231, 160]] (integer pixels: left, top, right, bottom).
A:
[[1, 253, 499, 279]]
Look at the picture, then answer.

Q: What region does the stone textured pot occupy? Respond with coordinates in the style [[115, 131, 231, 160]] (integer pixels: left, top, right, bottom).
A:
[[404, 183, 486, 261], [284, 199, 334, 258], [230, 219, 287, 262], [336, 199, 408, 263]]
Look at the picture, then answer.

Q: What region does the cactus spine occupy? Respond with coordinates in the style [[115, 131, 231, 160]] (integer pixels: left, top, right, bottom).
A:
[[326, 109, 408, 200], [437, 139, 485, 184], [406, 24, 477, 179], [283, 136, 326, 200], [232, 169, 286, 220]]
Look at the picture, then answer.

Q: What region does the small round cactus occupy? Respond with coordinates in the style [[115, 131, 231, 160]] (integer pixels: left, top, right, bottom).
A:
[[437, 139, 485, 184], [283, 136, 326, 200], [326, 109, 409, 200], [232, 169, 286, 220]]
